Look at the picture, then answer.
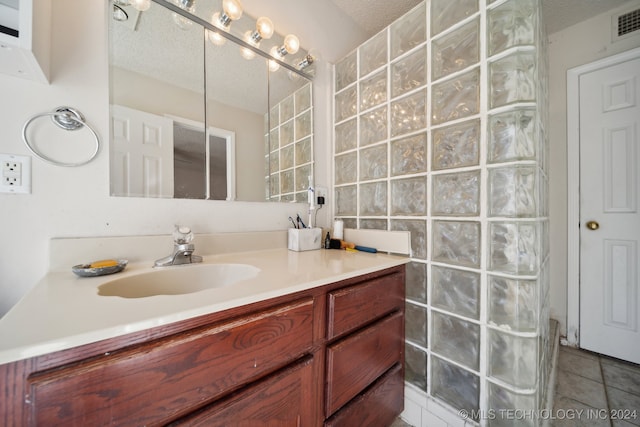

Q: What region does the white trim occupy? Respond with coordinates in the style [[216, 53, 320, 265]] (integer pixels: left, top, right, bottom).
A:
[[566, 47, 640, 347], [207, 126, 236, 201]]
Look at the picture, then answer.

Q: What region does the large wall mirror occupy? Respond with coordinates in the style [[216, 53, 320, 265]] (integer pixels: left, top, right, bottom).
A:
[[108, 0, 314, 202]]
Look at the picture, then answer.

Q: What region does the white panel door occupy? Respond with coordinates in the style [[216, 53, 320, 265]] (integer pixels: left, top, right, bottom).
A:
[[579, 55, 640, 364], [110, 105, 174, 198]]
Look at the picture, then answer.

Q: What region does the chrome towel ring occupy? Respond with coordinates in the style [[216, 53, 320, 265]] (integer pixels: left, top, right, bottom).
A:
[[22, 106, 100, 167]]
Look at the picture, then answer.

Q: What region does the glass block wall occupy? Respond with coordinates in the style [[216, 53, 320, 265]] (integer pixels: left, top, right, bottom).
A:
[[265, 82, 314, 201], [333, 0, 550, 423]]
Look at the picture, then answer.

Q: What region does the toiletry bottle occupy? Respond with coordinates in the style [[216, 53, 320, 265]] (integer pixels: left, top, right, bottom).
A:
[[324, 231, 331, 249]]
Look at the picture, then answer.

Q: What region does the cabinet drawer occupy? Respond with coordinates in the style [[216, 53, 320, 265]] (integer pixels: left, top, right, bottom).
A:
[[173, 356, 315, 426], [325, 311, 403, 417], [325, 363, 403, 427], [28, 298, 314, 427], [327, 270, 404, 340]]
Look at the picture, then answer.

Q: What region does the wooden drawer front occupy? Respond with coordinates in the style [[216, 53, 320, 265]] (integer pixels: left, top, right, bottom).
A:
[[325, 363, 403, 427], [28, 299, 314, 427], [173, 356, 315, 426], [327, 270, 404, 340], [325, 311, 403, 417]]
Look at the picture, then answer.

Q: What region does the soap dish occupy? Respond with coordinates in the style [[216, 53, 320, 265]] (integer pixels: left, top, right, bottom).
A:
[[72, 260, 128, 277]]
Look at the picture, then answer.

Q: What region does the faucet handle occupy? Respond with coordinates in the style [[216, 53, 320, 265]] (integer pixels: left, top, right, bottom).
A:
[[173, 225, 194, 244]]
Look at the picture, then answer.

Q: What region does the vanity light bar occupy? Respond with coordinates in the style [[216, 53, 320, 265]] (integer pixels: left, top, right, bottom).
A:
[[150, 0, 313, 79]]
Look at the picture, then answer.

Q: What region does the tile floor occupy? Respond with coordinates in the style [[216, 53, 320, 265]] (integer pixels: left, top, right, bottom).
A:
[[553, 346, 640, 427], [393, 345, 640, 427], [391, 418, 412, 427]]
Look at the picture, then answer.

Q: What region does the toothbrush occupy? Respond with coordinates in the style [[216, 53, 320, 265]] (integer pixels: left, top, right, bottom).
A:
[[296, 213, 307, 229]]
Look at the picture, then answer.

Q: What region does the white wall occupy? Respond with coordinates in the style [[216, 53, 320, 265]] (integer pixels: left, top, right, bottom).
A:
[[0, 1, 365, 317], [548, 0, 640, 336]]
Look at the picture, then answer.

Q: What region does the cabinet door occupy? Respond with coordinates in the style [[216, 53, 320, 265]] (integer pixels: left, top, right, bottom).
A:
[[325, 363, 403, 427], [173, 357, 315, 426], [327, 270, 404, 340], [27, 299, 314, 427], [325, 311, 403, 417]]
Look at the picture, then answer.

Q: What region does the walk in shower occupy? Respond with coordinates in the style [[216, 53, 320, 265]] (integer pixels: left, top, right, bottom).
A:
[[333, 0, 549, 424]]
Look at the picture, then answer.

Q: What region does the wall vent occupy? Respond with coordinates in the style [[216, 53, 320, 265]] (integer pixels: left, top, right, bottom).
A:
[[613, 8, 640, 41]]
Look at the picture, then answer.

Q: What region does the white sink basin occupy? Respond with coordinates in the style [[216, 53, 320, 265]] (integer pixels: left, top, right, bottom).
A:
[[97, 263, 260, 298]]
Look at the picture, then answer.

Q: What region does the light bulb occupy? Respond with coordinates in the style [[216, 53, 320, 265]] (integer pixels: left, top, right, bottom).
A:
[[208, 28, 226, 46], [208, 12, 228, 45], [172, 0, 196, 30], [287, 69, 301, 81], [131, 0, 151, 11], [269, 59, 280, 72], [297, 48, 321, 70], [211, 12, 224, 28], [222, 0, 243, 21], [240, 47, 255, 60], [256, 17, 274, 40], [244, 30, 257, 46], [270, 45, 282, 59], [173, 13, 194, 30], [283, 34, 300, 54], [268, 46, 281, 71], [275, 34, 300, 57], [247, 17, 274, 45]]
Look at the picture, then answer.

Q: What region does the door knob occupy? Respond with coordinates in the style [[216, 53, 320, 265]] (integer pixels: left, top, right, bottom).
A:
[[586, 221, 600, 230]]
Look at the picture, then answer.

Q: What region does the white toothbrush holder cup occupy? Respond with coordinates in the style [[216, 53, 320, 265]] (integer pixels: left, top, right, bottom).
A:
[[288, 228, 322, 252]]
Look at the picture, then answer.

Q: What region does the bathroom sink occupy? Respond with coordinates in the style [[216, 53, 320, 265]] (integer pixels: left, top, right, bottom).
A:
[[97, 263, 260, 298]]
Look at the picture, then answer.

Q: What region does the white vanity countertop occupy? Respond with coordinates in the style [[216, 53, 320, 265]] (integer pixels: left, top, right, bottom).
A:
[[0, 248, 408, 365]]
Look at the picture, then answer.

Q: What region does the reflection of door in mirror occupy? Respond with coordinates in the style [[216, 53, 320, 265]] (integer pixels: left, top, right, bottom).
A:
[[110, 106, 236, 200], [111, 105, 174, 198]]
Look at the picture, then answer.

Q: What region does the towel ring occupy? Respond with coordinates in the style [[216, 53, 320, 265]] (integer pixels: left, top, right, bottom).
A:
[[22, 106, 100, 167]]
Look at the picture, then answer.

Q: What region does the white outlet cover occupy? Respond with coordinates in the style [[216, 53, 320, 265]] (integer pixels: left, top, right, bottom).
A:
[[316, 186, 328, 198], [0, 153, 31, 194]]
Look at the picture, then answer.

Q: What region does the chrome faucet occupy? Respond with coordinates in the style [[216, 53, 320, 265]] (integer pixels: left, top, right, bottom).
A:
[[154, 225, 203, 267]]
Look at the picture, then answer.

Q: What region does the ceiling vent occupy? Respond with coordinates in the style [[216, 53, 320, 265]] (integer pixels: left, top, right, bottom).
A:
[[613, 8, 640, 41]]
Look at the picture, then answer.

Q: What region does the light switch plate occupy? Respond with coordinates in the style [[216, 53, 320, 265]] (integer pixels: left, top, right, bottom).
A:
[[1, 153, 31, 194]]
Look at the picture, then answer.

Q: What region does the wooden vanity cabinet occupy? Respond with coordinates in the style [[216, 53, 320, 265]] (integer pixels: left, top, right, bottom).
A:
[[171, 356, 315, 426], [327, 270, 405, 341], [324, 267, 405, 424], [27, 299, 315, 426], [0, 265, 405, 427], [325, 364, 404, 427]]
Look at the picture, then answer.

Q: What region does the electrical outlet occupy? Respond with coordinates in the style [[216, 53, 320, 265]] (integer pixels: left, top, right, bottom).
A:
[[316, 186, 328, 199], [1, 154, 31, 194], [316, 186, 328, 205], [4, 175, 21, 186]]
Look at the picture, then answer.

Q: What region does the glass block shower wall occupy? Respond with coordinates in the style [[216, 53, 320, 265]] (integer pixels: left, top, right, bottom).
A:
[[333, 0, 550, 423]]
